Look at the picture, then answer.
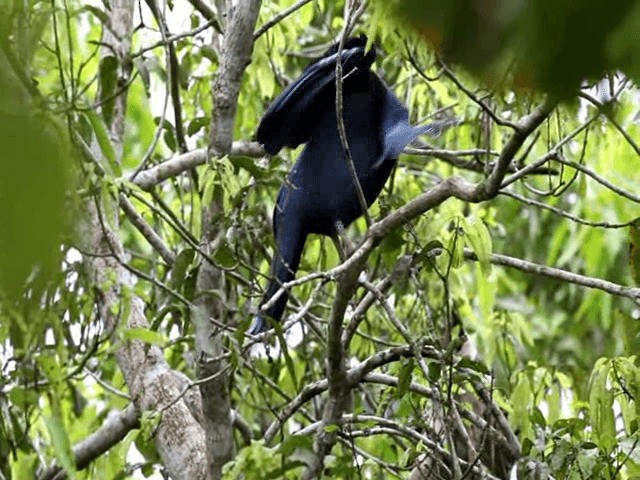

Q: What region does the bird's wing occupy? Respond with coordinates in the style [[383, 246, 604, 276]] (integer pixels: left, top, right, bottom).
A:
[[376, 84, 414, 163], [257, 45, 373, 155], [376, 84, 456, 167]]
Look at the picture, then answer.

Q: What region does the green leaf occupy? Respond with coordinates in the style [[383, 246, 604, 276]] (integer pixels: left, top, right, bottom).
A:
[[456, 357, 489, 375], [229, 155, 266, 178], [323, 424, 340, 433], [476, 263, 496, 321], [123, 327, 166, 346], [396, 358, 415, 396], [187, 116, 209, 136], [213, 242, 237, 269], [256, 66, 275, 99], [531, 406, 546, 428], [380, 228, 405, 269], [133, 57, 151, 93], [80, 5, 109, 24], [629, 217, 640, 285], [279, 435, 313, 456], [98, 55, 119, 126], [44, 416, 76, 478], [8, 387, 39, 410], [427, 361, 441, 382], [201, 166, 218, 207], [463, 215, 492, 275], [170, 249, 195, 288], [0, 112, 74, 296], [84, 110, 119, 175], [140, 411, 163, 443], [511, 374, 533, 441], [163, 127, 176, 151], [588, 358, 616, 449]]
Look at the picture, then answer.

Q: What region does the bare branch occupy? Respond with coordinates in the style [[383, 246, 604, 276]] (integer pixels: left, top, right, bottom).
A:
[[254, 0, 314, 39], [334, 16, 372, 227], [464, 249, 640, 302], [130, 141, 263, 190], [185, 0, 223, 33], [119, 194, 175, 265], [439, 61, 520, 130], [555, 155, 640, 204], [579, 90, 640, 156], [502, 190, 633, 229], [38, 405, 139, 480], [131, 18, 223, 58], [264, 344, 442, 444]]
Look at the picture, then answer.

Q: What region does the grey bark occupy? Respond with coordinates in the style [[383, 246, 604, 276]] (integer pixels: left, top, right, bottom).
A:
[[81, 1, 207, 478], [192, 1, 262, 478]]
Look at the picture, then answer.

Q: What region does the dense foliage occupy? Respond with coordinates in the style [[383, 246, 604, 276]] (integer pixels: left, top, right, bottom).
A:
[[0, 1, 639, 479]]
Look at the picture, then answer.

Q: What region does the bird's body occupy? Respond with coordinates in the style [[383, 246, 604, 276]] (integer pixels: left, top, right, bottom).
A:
[[284, 86, 393, 235], [251, 36, 437, 334]]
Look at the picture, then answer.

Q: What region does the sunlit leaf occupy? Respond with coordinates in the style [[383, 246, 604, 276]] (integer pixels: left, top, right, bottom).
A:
[[44, 416, 76, 478]]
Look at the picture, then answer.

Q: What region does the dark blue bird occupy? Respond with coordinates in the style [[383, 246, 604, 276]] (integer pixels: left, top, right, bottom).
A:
[[250, 35, 441, 334]]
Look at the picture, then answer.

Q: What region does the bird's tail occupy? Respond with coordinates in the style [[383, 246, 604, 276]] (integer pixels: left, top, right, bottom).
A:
[[416, 118, 460, 137], [248, 315, 268, 335], [250, 218, 307, 337]]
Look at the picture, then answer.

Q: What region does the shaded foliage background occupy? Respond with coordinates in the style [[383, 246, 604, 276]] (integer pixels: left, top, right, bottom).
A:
[[0, 0, 639, 479]]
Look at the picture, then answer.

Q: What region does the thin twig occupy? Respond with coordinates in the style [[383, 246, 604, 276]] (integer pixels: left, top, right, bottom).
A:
[[254, 0, 314, 39]]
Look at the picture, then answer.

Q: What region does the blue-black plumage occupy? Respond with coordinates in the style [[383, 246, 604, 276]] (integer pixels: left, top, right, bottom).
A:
[[251, 35, 442, 334]]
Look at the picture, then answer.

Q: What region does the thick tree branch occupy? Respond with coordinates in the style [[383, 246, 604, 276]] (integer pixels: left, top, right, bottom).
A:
[[479, 98, 557, 198], [209, 1, 262, 154], [39, 405, 139, 480], [79, 2, 208, 478], [302, 253, 365, 479], [84, 202, 207, 479], [130, 141, 263, 190], [264, 344, 441, 444], [193, 1, 262, 478]]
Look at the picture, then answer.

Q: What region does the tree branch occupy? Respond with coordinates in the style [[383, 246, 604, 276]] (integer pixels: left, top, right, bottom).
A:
[[254, 0, 314, 39], [119, 194, 175, 265], [38, 405, 139, 480], [185, 0, 223, 34], [464, 249, 640, 302], [194, 1, 262, 478], [130, 141, 262, 190], [79, 2, 208, 478]]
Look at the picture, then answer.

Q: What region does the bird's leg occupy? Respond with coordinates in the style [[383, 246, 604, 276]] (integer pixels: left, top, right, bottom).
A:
[[330, 220, 353, 262]]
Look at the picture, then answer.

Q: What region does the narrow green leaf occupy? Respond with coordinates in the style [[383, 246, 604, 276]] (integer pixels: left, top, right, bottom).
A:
[[44, 416, 76, 478], [588, 358, 616, 449], [629, 217, 640, 285], [123, 327, 166, 346], [463, 215, 492, 274], [84, 111, 119, 175]]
